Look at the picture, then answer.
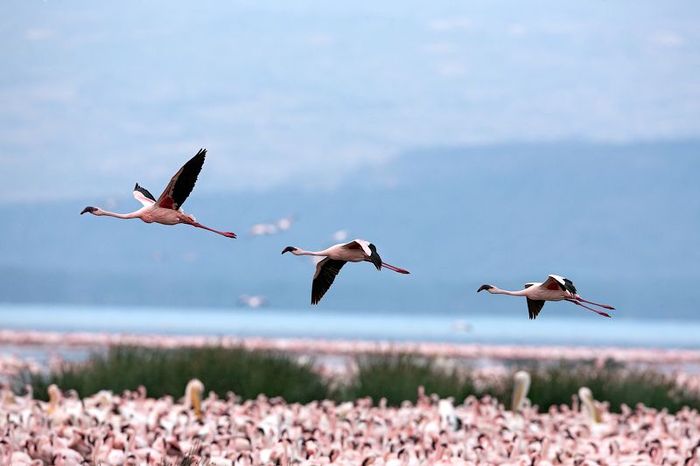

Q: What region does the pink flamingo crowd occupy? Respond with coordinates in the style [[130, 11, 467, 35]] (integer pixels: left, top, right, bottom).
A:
[[2, 329, 700, 465], [1, 379, 700, 466]]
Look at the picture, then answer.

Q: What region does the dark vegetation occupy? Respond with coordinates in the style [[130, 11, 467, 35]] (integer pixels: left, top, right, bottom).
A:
[[501, 360, 700, 413], [25, 346, 328, 403], [21, 346, 700, 412], [339, 354, 482, 405]]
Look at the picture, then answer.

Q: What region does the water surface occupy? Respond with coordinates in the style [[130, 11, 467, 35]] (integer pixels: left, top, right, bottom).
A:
[[1, 304, 698, 349]]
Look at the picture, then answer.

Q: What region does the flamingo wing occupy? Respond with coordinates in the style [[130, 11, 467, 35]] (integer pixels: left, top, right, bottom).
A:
[[343, 239, 373, 256], [543, 275, 578, 294], [342, 239, 381, 269], [133, 183, 156, 207], [527, 298, 545, 320], [312, 258, 347, 305], [156, 148, 206, 210]]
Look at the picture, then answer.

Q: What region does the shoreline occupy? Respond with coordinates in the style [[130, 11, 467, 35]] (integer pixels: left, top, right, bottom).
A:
[[2, 329, 700, 365]]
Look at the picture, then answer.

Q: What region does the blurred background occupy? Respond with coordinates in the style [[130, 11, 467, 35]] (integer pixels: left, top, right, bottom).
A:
[[1, 1, 699, 346]]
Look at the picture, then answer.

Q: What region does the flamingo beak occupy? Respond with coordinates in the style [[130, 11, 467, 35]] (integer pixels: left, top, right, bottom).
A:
[[281, 246, 296, 254], [477, 284, 493, 293], [80, 206, 97, 215]]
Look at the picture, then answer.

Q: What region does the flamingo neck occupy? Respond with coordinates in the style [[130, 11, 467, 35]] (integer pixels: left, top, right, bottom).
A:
[[292, 249, 326, 257], [580, 395, 601, 423], [489, 287, 528, 297], [126, 433, 136, 451], [97, 209, 141, 220], [511, 371, 531, 411]]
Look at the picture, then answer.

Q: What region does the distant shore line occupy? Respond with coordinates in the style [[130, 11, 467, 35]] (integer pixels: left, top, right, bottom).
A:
[[2, 329, 700, 364]]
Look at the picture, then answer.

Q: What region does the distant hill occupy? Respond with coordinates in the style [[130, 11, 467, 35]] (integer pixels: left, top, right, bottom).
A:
[[1, 140, 699, 319]]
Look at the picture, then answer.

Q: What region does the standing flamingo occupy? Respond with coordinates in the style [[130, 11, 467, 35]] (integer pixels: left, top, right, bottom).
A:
[[281, 239, 410, 304], [477, 274, 614, 319], [80, 149, 236, 238]]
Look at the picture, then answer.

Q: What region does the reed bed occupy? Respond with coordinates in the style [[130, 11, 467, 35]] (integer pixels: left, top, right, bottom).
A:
[[26, 346, 328, 403], [22, 346, 700, 411]]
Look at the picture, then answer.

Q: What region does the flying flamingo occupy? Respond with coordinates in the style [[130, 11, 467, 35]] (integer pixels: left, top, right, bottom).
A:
[[80, 149, 236, 238], [281, 239, 410, 304], [477, 274, 614, 319]]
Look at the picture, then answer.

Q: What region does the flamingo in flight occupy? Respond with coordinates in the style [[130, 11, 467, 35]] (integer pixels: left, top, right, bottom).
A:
[[281, 239, 410, 304], [80, 149, 236, 238], [477, 274, 615, 319]]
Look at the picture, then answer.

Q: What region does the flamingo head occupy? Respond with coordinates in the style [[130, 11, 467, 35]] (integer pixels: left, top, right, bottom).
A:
[[80, 206, 98, 215], [477, 284, 494, 293], [281, 246, 298, 254]]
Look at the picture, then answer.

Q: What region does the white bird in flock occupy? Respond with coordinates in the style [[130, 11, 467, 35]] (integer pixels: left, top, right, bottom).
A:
[[238, 294, 268, 309], [249, 222, 278, 236], [331, 229, 349, 242], [477, 274, 615, 319], [276, 214, 294, 232], [80, 149, 236, 238], [184, 378, 204, 420], [249, 215, 295, 236], [511, 370, 531, 412], [438, 399, 462, 431], [451, 319, 473, 333], [281, 239, 410, 304], [578, 386, 603, 424]]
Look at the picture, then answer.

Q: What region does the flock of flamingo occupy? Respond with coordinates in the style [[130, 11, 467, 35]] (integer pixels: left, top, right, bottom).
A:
[[4, 149, 694, 466], [2, 373, 700, 465], [80, 149, 616, 316]]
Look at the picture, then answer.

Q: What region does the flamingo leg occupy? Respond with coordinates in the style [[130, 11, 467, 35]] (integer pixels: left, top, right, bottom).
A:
[[567, 299, 611, 318], [381, 262, 410, 274], [575, 296, 615, 310], [190, 222, 237, 238]]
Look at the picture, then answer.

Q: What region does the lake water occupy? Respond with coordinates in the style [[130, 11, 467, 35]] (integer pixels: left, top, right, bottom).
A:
[[1, 303, 699, 349]]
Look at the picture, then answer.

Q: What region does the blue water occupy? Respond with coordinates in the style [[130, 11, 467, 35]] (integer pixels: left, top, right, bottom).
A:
[[0, 304, 699, 349]]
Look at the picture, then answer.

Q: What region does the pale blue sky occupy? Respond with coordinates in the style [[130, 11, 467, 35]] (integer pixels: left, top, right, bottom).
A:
[[1, 1, 698, 202]]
